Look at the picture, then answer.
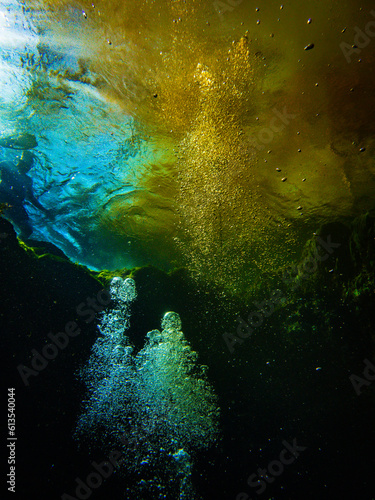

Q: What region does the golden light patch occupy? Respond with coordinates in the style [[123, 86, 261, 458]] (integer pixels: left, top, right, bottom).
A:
[[26, 0, 375, 291]]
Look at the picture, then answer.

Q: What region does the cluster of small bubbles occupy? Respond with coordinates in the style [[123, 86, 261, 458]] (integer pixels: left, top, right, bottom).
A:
[[161, 311, 182, 331], [171, 449, 195, 500], [110, 276, 137, 303], [146, 329, 163, 345], [74, 277, 220, 499], [74, 277, 137, 442], [98, 277, 137, 340]]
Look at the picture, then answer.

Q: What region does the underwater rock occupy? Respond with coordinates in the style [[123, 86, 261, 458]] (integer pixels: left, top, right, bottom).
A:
[[0, 133, 38, 150]]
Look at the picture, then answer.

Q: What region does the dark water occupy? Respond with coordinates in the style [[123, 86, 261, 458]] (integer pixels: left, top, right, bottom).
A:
[[2, 215, 375, 499], [2, 1, 375, 499]]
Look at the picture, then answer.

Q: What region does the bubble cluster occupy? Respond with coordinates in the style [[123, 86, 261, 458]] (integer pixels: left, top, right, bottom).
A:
[[74, 277, 220, 499]]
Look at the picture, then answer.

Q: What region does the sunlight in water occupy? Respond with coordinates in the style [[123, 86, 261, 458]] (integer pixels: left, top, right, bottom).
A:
[[1, 0, 375, 292]]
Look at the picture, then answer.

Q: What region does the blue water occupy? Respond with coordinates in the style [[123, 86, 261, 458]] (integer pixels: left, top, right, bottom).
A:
[[0, 2, 157, 270]]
